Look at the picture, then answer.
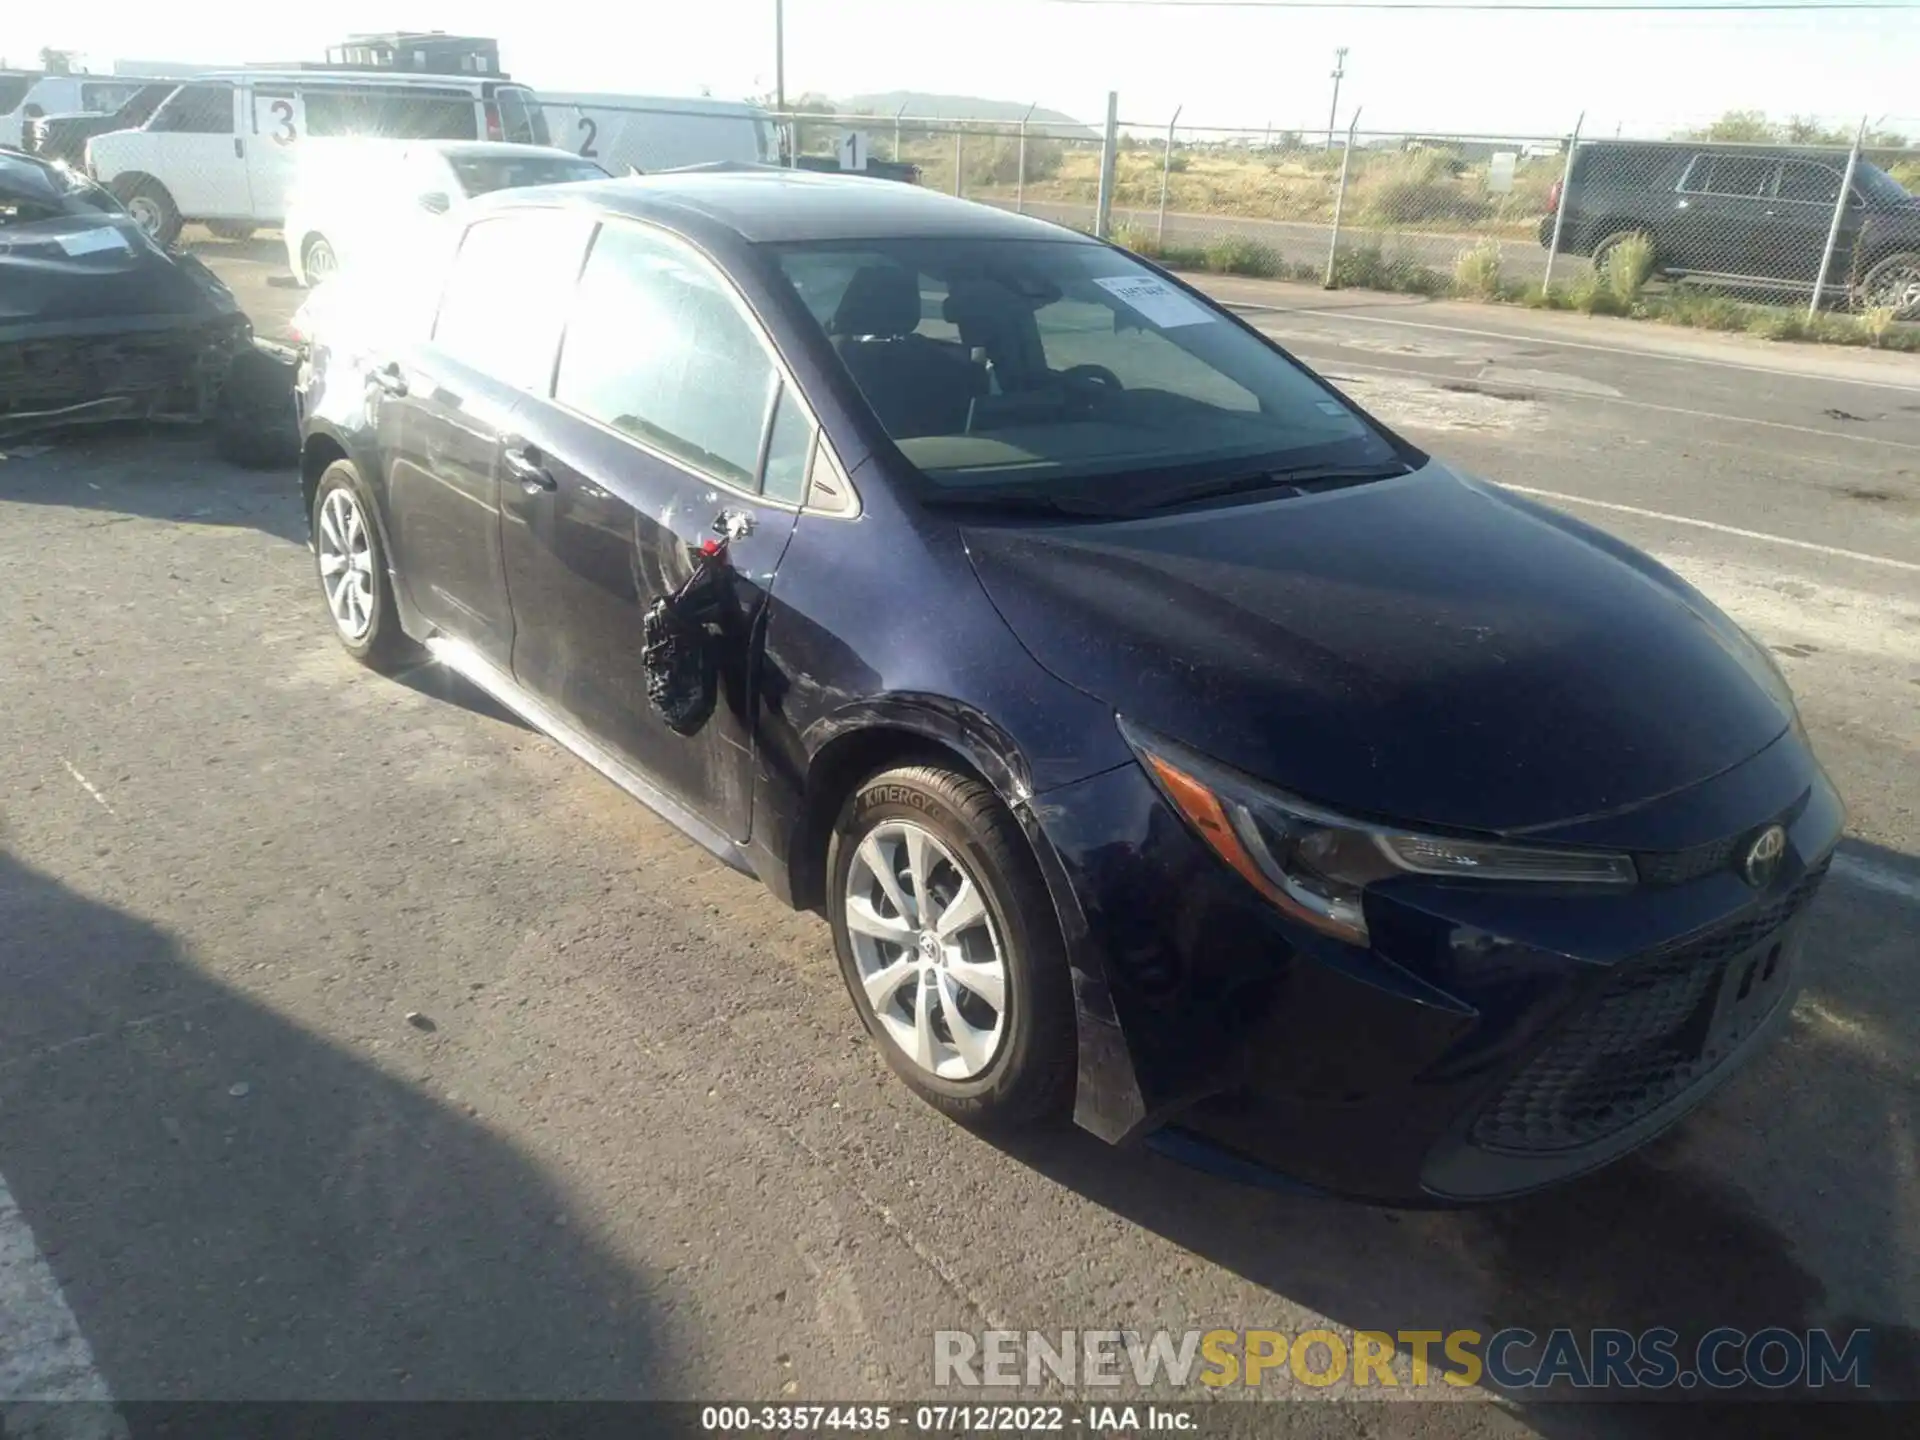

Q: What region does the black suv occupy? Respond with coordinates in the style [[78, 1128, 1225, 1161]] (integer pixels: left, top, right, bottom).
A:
[[1540, 140, 1920, 316]]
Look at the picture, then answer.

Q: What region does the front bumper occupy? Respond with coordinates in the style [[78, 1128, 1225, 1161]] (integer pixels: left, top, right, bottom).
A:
[[1036, 730, 1844, 1205]]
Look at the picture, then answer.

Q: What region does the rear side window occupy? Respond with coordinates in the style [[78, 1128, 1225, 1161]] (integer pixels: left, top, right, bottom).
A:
[[1685, 155, 1776, 198], [1776, 161, 1843, 205], [304, 88, 478, 141], [433, 210, 594, 392], [556, 221, 780, 488], [149, 84, 234, 135]]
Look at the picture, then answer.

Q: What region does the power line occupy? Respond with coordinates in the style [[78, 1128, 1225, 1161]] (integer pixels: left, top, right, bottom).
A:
[[1042, 1, 1914, 11]]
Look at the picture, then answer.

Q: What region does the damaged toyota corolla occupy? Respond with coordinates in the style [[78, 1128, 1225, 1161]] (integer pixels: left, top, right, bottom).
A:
[[1, 147, 248, 439], [295, 171, 1844, 1204]]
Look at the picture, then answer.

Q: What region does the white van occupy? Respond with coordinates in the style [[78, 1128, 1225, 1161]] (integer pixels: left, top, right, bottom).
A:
[[0, 73, 158, 149], [86, 70, 549, 244], [538, 93, 775, 173]]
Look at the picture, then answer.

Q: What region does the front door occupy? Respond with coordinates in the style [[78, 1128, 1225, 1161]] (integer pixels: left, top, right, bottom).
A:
[[1769, 158, 1855, 290], [379, 209, 595, 670], [1668, 152, 1778, 277], [246, 85, 306, 223], [143, 83, 253, 222], [500, 218, 810, 840]]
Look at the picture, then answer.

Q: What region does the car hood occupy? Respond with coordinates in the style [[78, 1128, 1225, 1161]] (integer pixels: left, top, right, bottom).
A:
[[0, 213, 238, 334], [961, 464, 1793, 834]]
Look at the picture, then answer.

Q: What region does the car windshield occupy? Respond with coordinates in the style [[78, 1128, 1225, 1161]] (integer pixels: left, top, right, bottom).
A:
[[766, 237, 1401, 497], [1856, 163, 1913, 206], [448, 154, 606, 197]]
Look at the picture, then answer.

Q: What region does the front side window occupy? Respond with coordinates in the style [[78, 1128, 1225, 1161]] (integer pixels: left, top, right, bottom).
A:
[[149, 84, 234, 135], [433, 210, 594, 392], [556, 221, 780, 488], [767, 237, 1396, 494], [1776, 161, 1842, 205]]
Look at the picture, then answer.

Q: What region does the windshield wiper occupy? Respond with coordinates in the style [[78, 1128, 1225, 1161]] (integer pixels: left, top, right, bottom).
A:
[[1137, 461, 1414, 512], [921, 487, 1131, 519]]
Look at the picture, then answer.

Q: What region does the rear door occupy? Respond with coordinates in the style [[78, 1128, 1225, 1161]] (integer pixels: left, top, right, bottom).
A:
[[1769, 158, 1852, 289], [379, 207, 596, 671], [499, 218, 807, 839], [1668, 152, 1778, 276], [246, 83, 306, 221]]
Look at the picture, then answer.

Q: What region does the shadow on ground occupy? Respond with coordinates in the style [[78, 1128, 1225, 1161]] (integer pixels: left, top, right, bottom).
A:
[[0, 846, 670, 1403], [997, 837, 1920, 1428], [0, 430, 302, 543]]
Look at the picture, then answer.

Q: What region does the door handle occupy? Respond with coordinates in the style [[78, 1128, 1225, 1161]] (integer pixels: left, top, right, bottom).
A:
[[369, 362, 407, 398], [233, 137, 244, 159], [503, 443, 556, 494]]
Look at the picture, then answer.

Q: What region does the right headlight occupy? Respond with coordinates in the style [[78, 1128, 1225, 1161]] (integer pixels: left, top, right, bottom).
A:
[[1121, 720, 1637, 946]]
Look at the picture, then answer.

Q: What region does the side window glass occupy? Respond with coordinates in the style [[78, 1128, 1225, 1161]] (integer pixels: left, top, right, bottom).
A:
[[151, 85, 234, 135], [556, 222, 780, 488], [1777, 162, 1841, 205], [1696, 156, 1775, 198], [432, 211, 593, 392], [761, 387, 815, 503]]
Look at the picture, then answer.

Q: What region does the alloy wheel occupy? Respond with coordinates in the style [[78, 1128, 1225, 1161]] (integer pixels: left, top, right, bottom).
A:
[[316, 487, 376, 643], [306, 238, 338, 283], [843, 820, 1008, 1080]]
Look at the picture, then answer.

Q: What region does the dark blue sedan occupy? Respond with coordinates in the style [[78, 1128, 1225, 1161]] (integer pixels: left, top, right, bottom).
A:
[[293, 169, 1844, 1204]]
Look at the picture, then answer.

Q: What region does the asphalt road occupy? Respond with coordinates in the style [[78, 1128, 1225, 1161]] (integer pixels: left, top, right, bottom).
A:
[[2, 238, 1918, 1432]]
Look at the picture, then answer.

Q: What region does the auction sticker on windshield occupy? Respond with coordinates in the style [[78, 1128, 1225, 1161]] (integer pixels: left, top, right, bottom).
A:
[[1093, 274, 1215, 329]]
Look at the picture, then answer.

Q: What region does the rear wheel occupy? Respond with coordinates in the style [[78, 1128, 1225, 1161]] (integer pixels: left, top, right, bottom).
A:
[[113, 177, 181, 247], [1859, 252, 1920, 321], [826, 764, 1075, 1128], [301, 234, 338, 286], [1591, 228, 1657, 282], [311, 461, 418, 672]]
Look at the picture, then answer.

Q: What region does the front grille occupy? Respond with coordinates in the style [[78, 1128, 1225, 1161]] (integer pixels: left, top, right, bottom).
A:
[[1634, 834, 1740, 887], [1468, 859, 1829, 1155]]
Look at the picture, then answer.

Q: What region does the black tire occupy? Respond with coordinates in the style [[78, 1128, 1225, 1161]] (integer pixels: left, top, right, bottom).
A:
[[207, 222, 256, 242], [826, 763, 1075, 1128], [1591, 228, 1657, 280], [310, 460, 419, 673], [112, 176, 181, 247], [213, 344, 299, 470], [1857, 251, 1920, 321]]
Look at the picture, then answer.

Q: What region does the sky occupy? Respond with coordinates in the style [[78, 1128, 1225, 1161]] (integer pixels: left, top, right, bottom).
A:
[[5, 0, 1917, 141]]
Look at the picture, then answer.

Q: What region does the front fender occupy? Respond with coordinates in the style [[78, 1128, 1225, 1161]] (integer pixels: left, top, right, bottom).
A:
[[799, 696, 1147, 1143]]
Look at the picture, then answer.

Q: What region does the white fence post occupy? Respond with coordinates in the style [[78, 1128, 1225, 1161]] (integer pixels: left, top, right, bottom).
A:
[[1095, 91, 1119, 239], [1811, 115, 1868, 320], [1540, 112, 1585, 296], [1324, 109, 1361, 288], [1157, 105, 1183, 245]]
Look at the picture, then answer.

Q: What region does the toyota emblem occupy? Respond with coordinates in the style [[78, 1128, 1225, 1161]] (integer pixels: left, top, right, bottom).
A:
[[1742, 825, 1788, 889]]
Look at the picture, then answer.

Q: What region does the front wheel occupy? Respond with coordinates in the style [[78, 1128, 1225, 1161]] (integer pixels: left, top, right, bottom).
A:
[[311, 461, 418, 672], [301, 234, 338, 286], [1858, 252, 1920, 321], [827, 764, 1075, 1128], [113, 177, 181, 247]]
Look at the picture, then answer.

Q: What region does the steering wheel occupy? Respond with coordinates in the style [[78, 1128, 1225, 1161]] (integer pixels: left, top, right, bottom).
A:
[[1061, 363, 1124, 392]]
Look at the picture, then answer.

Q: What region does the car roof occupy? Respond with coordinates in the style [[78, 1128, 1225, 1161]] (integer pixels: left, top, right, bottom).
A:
[[490, 167, 1094, 245]]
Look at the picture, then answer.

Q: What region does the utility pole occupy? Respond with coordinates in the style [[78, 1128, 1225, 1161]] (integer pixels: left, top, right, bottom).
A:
[[1326, 46, 1347, 149], [774, 0, 787, 164]]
